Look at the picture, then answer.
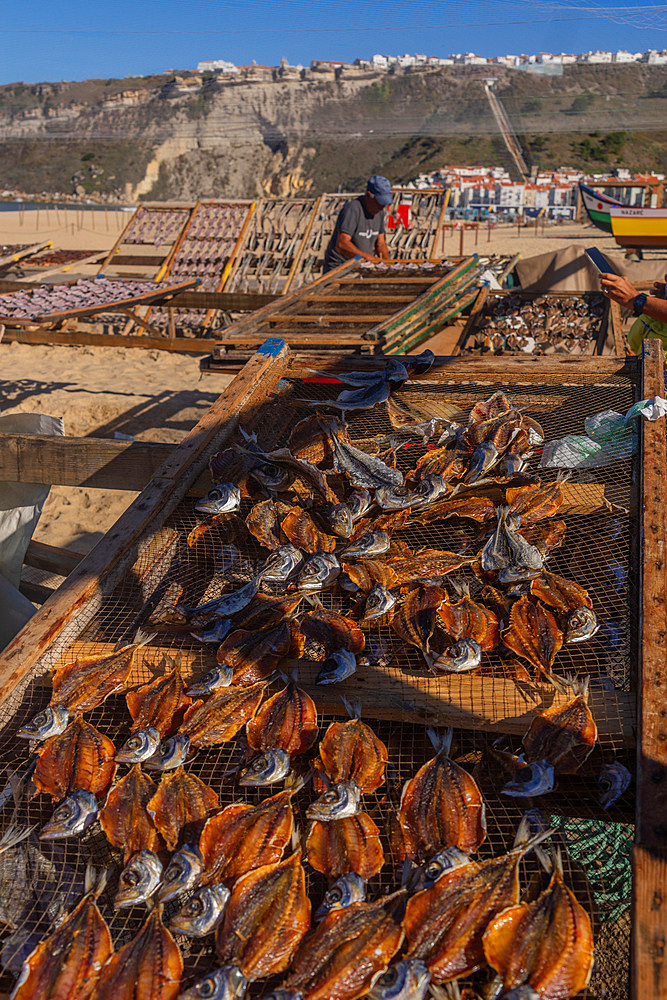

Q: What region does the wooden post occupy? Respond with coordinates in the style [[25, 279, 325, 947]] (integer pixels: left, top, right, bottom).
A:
[[487, 221, 491, 243], [632, 338, 667, 1000], [459, 225, 464, 257], [474, 223, 479, 246]]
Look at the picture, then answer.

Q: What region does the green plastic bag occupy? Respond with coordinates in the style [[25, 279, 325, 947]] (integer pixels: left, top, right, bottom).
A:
[[628, 313, 667, 357]]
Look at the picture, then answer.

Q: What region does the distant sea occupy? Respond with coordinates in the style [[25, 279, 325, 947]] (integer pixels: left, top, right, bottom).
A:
[[0, 201, 133, 212]]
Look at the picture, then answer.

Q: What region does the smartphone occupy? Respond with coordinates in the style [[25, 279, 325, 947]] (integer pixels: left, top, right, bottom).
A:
[[584, 247, 618, 274]]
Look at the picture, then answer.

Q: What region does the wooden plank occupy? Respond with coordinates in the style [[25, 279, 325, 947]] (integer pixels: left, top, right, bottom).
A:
[[1, 327, 217, 353], [0, 341, 291, 705], [221, 332, 372, 347], [0, 433, 173, 489], [24, 540, 82, 576], [166, 291, 277, 311], [0, 240, 51, 269], [454, 286, 489, 355], [267, 314, 393, 325], [305, 294, 414, 304], [282, 195, 323, 294], [110, 254, 169, 267], [632, 338, 667, 999], [54, 640, 635, 743]]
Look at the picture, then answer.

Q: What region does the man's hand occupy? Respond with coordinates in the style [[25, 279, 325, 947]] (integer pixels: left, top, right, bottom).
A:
[[376, 233, 390, 263], [599, 273, 638, 310], [652, 280, 666, 299], [336, 232, 380, 263]]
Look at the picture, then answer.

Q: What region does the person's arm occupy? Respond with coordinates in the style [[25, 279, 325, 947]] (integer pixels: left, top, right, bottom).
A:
[[376, 232, 390, 262], [600, 272, 667, 323], [335, 230, 381, 263]]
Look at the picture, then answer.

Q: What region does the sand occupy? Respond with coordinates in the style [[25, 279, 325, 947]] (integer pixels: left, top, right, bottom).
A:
[[1, 207, 665, 575]]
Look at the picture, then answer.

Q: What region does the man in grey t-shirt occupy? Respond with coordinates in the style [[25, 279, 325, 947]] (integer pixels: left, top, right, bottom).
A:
[[323, 175, 392, 273]]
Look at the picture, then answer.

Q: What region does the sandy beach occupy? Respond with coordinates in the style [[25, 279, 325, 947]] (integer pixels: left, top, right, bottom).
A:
[[2, 207, 665, 569]]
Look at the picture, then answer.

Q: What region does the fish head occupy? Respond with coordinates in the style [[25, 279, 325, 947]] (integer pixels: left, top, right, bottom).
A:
[[328, 504, 354, 538], [348, 489, 372, 520], [194, 483, 241, 515], [251, 462, 293, 491], [115, 849, 163, 907], [170, 883, 231, 937], [239, 749, 291, 786], [39, 789, 98, 840], [566, 606, 599, 643], [367, 959, 431, 1000], [306, 781, 361, 821], [158, 843, 204, 902], [315, 649, 357, 685], [598, 761, 631, 810], [315, 873, 366, 920], [187, 666, 234, 697], [298, 553, 340, 592], [343, 530, 390, 559], [177, 966, 248, 1000], [502, 759, 555, 798], [17, 704, 69, 741], [418, 846, 471, 886], [116, 727, 162, 763], [374, 486, 415, 512], [498, 566, 542, 584], [338, 573, 360, 593], [364, 584, 396, 620], [145, 734, 191, 772], [432, 639, 482, 673], [261, 544, 303, 583]]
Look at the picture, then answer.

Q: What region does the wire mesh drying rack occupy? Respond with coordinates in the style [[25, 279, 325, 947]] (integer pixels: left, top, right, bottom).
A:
[[0, 342, 664, 999]]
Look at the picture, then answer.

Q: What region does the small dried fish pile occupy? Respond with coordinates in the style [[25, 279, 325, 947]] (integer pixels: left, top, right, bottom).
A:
[[463, 293, 605, 356]]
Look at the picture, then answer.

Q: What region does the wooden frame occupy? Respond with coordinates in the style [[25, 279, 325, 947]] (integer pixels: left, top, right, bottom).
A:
[[98, 203, 194, 278]]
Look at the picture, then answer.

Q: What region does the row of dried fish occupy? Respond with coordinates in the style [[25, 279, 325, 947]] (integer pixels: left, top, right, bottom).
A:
[[462, 294, 604, 357]]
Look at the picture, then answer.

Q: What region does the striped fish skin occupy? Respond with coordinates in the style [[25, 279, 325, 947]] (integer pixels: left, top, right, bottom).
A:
[[95, 909, 183, 1000], [126, 666, 192, 737], [246, 683, 318, 758], [99, 765, 162, 864], [49, 632, 154, 715], [307, 813, 384, 880], [521, 680, 597, 775], [33, 719, 116, 801], [178, 683, 266, 747], [147, 766, 219, 852], [313, 719, 388, 795]]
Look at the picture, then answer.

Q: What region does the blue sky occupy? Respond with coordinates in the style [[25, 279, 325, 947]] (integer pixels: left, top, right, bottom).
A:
[[2, 0, 666, 84]]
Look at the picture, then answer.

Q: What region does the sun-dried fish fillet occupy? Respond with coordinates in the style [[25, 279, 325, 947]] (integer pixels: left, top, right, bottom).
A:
[[506, 480, 565, 524], [179, 682, 265, 747], [281, 507, 337, 554], [11, 876, 112, 1000], [99, 764, 162, 864], [413, 496, 496, 525], [301, 608, 365, 654], [518, 518, 567, 553], [96, 909, 182, 1000], [187, 512, 247, 549], [215, 852, 310, 980], [242, 593, 304, 632], [284, 895, 404, 1000], [408, 449, 466, 484], [437, 594, 499, 652], [216, 624, 291, 684], [307, 813, 384, 879], [530, 571, 593, 613], [33, 718, 116, 801], [313, 719, 387, 795], [199, 789, 294, 887], [483, 854, 594, 997], [468, 391, 511, 427], [391, 585, 447, 655], [397, 732, 486, 860], [502, 596, 563, 680], [147, 766, 219, 852], [247, 682, 318, 757], [50, 632, 154, 714], [246, 499, 292, 550], [387, 550, 472, 586], [126, 663, 191, 736], [522, 678, 597, 774], [341, 559, 397, 592]]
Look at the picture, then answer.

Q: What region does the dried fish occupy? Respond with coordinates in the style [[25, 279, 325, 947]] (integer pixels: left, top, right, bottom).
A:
[[375, 485, 420, 512], [282, 507, 337, 554], [319, 417, 404, 490], [187, 513, 247, 550], [11, 872, 112, 1000], [187, 666, 233, 698], [182, 579, 260, 621], [307, 782, 362, 821], [502, 759, 555, 798], [284, 894, 404, 1000], [403, 821, 552, 983], [115, 850, 163, 908], [40, 790, 99, 841], [481, 508, 544, 575], [159, 844, 203, 902], [176, 967, 247, 1000], [241, 443, 336, 502], [147, 766, 219, 852], [518, 519, 567, 554], [598, 761, 631, 809], [243, 593, 304, 631], [366, 960, 431, 1000], [391, 585, 447, 657], [482, 852, 594, 998], [301, 608, 365, 653], [247, 682, 319, 757], [170, 883, 231, 938], [199, 789, 294, 887], [408, 448, 466, 485], [343, 529, 390, 559], [506, 479, 565, 524], [17, 705, 70, 742], [314, 717, 387, 794], [315, 874, 366, 920], [49, 630, 155, 715], [261, 544, 304, 583], [116, 723, 158, 765], [387, 550, 472, 586], [348, 489, 373, 520], [530, 572, 593, 614], [216, 624, 291, 685], [126, 664, 192, 737], [565, 606, 599, 644], [307, 812, 384, 879], [327, 503, 354, 538], [145, 734, 191, 771], [466, 442, 501, 483], [413, 496, 496, 525], [316, 650, 357, 685], [522, 677, 597, 774], [502, 596, 563, 682], [341, 559, 397, 593], [289, 414, 347, 463], [95, 908, 183, 1000], [438, 591, 499, 651], [429, 639, 482, 674], [33, 718, 116, 801], [215, 853, 311, 980], [179, 683, 266, 747], [149, 583, 186, 626], [99, 764, 162, 863], [239, 749, 291, 786], [468, 391, 511, 426], [191, 618, 233, 644], [195, 483, 241, 516], [363, 583, 397, 621], [298, 553, 341, 593], [246, 499, 291, 550]]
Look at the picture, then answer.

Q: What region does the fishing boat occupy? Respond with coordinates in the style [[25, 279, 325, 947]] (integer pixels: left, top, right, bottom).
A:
[[610, 205, 667, 250], [578, 183, 620, 233]]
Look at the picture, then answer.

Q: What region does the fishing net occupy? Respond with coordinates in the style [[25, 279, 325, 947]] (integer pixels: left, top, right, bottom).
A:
[[0, 354, 638, 997]]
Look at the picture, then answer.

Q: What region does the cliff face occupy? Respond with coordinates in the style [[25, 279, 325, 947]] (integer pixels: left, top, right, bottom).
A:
[[0, 64, 666, 201]]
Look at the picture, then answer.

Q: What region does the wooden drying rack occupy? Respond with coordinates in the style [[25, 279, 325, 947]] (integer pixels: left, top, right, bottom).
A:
[[0, 342, 663, 997]]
